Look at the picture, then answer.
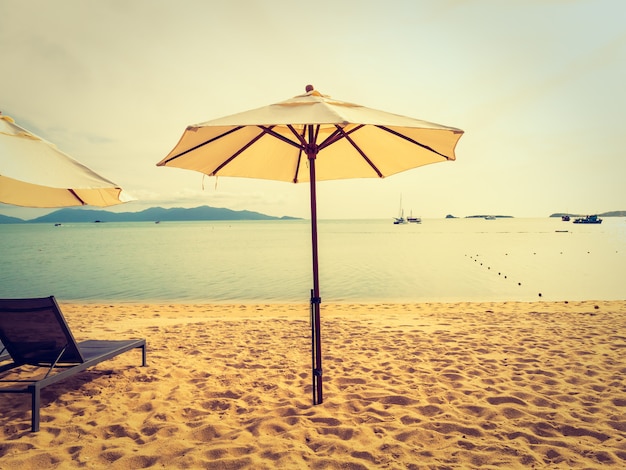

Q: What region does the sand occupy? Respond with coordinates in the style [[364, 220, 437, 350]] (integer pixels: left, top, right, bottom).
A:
[[1, 300, 625, 469]]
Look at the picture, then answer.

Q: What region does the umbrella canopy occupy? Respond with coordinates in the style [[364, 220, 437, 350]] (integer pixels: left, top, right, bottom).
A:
[[157, 85, 464, 404], [0, 113, 129, 208], [159, 87, 462, 183]]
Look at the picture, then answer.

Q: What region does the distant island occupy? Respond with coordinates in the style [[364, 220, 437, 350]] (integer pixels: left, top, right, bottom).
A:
[[1, 208, 625, 224], [0, 206, 301, 224], [550, 211, 626, 218]]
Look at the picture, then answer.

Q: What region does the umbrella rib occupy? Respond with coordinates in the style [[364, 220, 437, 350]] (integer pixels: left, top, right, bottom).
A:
[[317, 125, 361, 151], [160, 126, 246, 165], [333, 125, 384, 178], [212, 127, 271, 174], [213, 125, 305, 175], [262, 124, 307, 183], [285, 125, 308, 183], [377, 125, 450, 160], [260, 125, 305, 151], [69, 189, 87, 205], [285, 124, 307, 147]]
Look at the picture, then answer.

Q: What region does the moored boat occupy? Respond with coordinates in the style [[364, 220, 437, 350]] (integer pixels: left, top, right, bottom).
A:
[[407, 210, 421, 224], [573, 215, 602, 224], [393, 195, 408, 224]]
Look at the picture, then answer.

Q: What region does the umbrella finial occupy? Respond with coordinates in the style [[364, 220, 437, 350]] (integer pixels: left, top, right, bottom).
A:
[[305, 84, 314, 93]]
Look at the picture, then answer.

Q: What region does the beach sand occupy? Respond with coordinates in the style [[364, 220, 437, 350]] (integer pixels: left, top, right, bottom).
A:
[[1, 300, 625, 469]]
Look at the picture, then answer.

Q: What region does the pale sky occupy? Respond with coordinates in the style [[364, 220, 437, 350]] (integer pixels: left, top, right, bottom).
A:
[[1, 0, 624, 220]]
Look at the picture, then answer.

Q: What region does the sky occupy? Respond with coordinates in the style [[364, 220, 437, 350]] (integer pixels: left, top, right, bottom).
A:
[[1, 0, 625, 220]]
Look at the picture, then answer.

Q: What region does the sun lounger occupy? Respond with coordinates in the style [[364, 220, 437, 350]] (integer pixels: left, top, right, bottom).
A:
[[0, 296, 146, 432]]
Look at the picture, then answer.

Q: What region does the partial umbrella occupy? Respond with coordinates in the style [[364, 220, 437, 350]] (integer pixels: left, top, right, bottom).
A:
[[0, 112, 129, 208]]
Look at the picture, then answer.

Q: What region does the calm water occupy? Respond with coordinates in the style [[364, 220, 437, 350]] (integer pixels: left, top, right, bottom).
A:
[[1, 218, 624, 303]]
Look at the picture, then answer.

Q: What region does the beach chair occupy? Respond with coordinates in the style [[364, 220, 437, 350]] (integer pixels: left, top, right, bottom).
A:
[[0, 296, 146, 432]]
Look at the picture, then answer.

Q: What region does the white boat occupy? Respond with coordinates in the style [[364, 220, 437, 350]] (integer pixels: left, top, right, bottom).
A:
[[407, 210, 421, 224], [393, 195, 407, 224], [393, 213, 407, 225]]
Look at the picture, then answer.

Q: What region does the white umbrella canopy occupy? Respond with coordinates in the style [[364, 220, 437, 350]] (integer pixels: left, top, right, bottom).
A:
[[159, 87, 462, 183], [158, 86, 464, 405], [0, 113, 130, 208]]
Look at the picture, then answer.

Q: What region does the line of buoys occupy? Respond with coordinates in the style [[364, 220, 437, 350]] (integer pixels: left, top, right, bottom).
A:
[[466, 253, 535, 295], [473, 246, 623, 299]]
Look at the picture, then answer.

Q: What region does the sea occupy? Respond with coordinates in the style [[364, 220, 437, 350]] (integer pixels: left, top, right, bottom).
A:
[[1, 217, 624, 304]]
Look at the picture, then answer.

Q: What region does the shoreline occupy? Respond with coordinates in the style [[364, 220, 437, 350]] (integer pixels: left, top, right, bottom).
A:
[[1, 300, 625, 469]]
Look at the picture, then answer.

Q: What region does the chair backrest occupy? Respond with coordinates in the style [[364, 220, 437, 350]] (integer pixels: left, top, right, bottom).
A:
[[0, 296, 84, 366]]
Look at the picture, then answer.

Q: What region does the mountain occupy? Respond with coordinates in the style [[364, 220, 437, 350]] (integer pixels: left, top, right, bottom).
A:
[[9, 206, 300, 224], [0, 214, 24, 224]]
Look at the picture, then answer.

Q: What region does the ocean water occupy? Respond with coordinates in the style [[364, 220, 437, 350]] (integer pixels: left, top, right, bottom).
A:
[[1, 218, 624, 303]]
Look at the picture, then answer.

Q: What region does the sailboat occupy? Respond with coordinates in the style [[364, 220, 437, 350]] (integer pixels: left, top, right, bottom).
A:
[[393, 195, 407, 224], [407, 210, 421, 224]]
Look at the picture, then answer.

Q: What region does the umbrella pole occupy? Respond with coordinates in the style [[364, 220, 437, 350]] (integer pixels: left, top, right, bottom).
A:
[[308, 149, 323, 405]]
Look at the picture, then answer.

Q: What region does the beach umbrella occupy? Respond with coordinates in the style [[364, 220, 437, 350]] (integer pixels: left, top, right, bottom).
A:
[[0, 112, 130, 208], [157, 85, 464, 404]]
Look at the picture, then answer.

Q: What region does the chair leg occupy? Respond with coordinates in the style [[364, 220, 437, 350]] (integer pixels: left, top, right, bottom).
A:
[[31, 386, 40, 432]]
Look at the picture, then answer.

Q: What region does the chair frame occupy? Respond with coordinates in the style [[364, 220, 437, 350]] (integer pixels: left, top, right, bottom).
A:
[[0, 340, 9, 362], [0, 296, 146, 432]]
